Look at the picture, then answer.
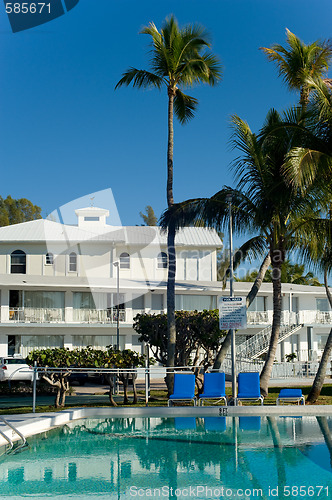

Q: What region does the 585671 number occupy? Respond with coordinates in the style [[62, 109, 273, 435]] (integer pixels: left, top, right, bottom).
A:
[[6, 3, 51, 14]]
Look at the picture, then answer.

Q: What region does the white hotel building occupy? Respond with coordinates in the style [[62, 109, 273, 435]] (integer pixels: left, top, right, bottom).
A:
[[0, 206, 330, 363]]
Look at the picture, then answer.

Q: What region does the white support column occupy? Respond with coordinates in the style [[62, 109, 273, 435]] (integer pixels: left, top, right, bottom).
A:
[[0, 334, 7, 356], [65, 291, 73, 323], [1, 289, 9, 323], [64, 335, 73, 350], [124, 334, 132, 350]]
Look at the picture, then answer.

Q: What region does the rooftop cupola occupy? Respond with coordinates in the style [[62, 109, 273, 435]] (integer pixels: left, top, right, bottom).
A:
[[75, 207, 110, 229]]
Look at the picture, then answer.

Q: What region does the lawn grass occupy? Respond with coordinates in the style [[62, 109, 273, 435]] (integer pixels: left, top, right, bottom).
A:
[[1, 385, 332, 414]]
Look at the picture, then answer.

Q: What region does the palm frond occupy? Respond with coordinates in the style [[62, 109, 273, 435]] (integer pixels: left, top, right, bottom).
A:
[[115, 68, 164, 90], [174, 90, 198, 124]]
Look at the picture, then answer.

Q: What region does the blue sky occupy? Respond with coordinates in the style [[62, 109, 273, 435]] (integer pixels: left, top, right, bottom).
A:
[[0, 0, 331, 228]]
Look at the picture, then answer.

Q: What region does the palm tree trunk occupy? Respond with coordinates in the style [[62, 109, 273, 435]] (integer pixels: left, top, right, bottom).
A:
[[300, 85, 310, 109], [260, 250, 283, 397], [246, 253, 271, 308], [307, 268, 332, 404], [213, 253, 271, 370], [166, 89, 176, 394]]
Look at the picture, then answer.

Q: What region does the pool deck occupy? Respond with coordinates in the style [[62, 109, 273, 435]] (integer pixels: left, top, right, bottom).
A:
[[1, 404, 332, 447]]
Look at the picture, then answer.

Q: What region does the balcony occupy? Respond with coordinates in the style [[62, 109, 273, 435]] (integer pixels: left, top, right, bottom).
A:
[[9, 307, 64, 323], [247, 310, 332, 326], [72, 308, 126, 324]]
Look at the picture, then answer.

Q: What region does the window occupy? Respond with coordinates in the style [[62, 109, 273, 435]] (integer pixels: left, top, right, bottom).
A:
[[175, 295, 217, 311], [120, 252, 130, 269], [316, 298, 330, 312], [157, 252, 168, 269], [69, 252, 77, 272], [248, 296, 266, 312], [131, 294, 144, 312], [20, 335, 64, 358], [11, 250, 26, 274], [84, 216, 99, 222], [45, 252, 54, 265], [151, 294, 164, 311], [318, 335, 328, 350]]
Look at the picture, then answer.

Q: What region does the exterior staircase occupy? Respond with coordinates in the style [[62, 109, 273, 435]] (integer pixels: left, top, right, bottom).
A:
[[236, 323, 304, 360]]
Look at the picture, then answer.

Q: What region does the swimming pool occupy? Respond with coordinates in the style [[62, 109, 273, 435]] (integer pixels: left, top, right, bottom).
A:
[[1, 416, 332, 499]]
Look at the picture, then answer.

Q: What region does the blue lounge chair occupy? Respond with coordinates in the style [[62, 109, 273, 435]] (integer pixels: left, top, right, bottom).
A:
[[276, 388, 305, 405], [235, 372, 264, 406], [198, 372, 227, 406], [168, 373, 196, 406]]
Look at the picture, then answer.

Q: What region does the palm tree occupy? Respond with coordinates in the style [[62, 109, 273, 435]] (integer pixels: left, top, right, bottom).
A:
[[260, 29, 332, 108], [115, 16, 222, 390], [306, 261, 332, 403], [161, 109, 329, 396], [242, 259, 321, 286], [282, 78, 332, 403], [284, 77, 332, 187]]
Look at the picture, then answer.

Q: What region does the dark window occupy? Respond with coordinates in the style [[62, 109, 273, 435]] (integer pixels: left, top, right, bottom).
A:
[[157, 252, 168, 269], [84, 216, 99, 222], [45, 252, 54, 265], [69, 252, 77, 272], [11, 250, 26, 274], [120, 252, 130, 269]]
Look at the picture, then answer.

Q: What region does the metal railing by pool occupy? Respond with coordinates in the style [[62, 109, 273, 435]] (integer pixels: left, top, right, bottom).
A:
[[25, 359, 332, 413]]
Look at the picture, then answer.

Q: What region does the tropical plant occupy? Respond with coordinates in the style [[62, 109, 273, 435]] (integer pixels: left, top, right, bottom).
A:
[[242, 259, 321, 286], [161, 109, 329, 396], [27, 347, 146, 407], [306, 240, 332, 403], [280, 78, 332, 403], [260, 29, 332, 107], [116, 16, 222, 392], [133, 309, 225, 393], [284, 77, 332, 188], [139, 205, 158, 226]]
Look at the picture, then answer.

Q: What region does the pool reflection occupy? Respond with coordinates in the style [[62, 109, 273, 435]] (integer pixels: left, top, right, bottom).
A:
[[0, 416, 331, 498]]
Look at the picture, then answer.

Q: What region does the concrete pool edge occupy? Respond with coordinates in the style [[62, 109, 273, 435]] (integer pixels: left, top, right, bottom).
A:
[[1, 405, 332, 446]]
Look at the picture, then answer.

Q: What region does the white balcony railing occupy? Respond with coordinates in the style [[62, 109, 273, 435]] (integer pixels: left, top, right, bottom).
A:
[[9, 307, 64, 323], [246, 311, 270, 325], [72, 308, 126, 323], [247, 309, 332, 326]]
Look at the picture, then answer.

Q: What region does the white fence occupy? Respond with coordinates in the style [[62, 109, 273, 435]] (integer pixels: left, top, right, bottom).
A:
[[247, 310, 332, 326], [221, 356, 330, 379]]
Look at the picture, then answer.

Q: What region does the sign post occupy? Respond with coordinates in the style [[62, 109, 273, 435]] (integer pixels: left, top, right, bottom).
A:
[[219, 297, 247, 330], [219, 296, 247, 401]]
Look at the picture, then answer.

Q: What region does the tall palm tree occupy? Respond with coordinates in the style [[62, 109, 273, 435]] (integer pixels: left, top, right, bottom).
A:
[[260, 29, 332, 108], [243, 259, 321, 286], [284, 77, 332, 187], [306, 260, 332, 403], [282, 78, 332, 403], [115, 16, 222, 390], [161, 109, 329, 396]]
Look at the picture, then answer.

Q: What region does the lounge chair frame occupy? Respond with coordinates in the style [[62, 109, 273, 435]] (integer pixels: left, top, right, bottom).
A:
[[235, 372, 264, 406], [276, 389, 305, 405], [168, 373, 197, 407], [198, 372, 227, 406]]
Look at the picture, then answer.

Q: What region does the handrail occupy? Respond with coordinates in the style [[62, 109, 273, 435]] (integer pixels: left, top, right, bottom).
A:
[[0, 416, 27, 449], [0, 426, 13, 449]]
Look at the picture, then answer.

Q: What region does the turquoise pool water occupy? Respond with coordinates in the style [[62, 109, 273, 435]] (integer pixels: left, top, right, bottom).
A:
[[1, 416, 332, 499]]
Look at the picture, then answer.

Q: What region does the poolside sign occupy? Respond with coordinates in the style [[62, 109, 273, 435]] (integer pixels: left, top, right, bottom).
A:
[[219, 296, 247, 329]]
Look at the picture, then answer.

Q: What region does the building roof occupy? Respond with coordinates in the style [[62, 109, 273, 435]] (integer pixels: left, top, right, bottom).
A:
[[0, 219, 222, 248], [0, 274, 326, 296]]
